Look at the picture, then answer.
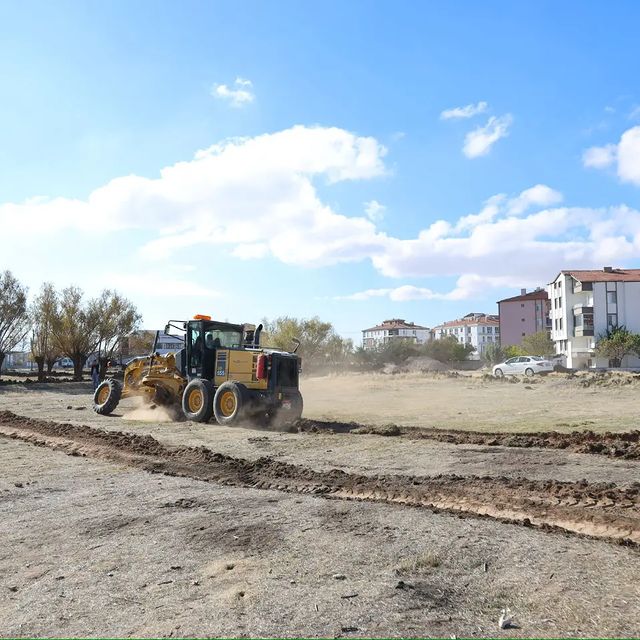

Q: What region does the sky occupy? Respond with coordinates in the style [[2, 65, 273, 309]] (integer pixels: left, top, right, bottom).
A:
[[2, 0, 640, 343]]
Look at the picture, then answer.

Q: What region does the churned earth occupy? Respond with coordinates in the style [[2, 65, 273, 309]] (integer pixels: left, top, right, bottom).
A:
[[1, 372, 639, 637]]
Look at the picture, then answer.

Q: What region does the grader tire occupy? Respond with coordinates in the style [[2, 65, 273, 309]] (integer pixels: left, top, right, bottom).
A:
[[93, 379, 123, 416], [182, 379, 214, 422], [213, 381, 250, 426]]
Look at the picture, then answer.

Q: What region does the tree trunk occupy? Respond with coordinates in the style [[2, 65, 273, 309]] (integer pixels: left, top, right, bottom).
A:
[[46, 357, 56, 373], [99, 356, 109, 382], [34, 356, 46, 382], [72, 355, 84, 382], [0, 351, 5, 373]]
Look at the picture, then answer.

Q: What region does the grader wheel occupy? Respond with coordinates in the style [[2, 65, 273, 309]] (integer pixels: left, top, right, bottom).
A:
[[93, 379, 123, 416]]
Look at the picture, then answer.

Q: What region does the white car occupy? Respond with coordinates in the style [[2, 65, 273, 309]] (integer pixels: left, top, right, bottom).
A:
[[492, 356, 554, 377]]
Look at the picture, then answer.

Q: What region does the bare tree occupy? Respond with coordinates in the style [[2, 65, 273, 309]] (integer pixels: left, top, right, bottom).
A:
[[30, 283, 60, 381], [94, 290, 141, 379], [50, 286, 102, 381], [0, 271, 30, 372]]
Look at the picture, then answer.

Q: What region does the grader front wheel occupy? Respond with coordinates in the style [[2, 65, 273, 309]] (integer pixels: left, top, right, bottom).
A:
[[93, 379, 123, 415], [182, 379, 214, 422]]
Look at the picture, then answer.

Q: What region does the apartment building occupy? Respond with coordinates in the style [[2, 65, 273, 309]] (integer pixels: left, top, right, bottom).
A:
[[432, 313, 500, 357], [362, 319, 431, 350], [547, 267, 640, 369], [497, 288, 551, 347]]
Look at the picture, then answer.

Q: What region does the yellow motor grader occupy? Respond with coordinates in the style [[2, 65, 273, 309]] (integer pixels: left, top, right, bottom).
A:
[[93, 315, 303, 426]]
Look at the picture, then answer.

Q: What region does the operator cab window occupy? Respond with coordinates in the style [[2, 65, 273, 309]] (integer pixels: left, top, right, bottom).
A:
[[190, 329, 202, 367]]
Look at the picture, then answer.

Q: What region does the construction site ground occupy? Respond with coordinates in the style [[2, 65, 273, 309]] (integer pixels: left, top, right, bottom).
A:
[[1, 371, 639, 637]]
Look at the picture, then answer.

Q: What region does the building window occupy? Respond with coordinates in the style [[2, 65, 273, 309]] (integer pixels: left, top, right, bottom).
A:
[[522, 332, 525, 337], [559, 318, 563, 330], [521, 303, 525, 308], [607, 291, 617, 304], [521, 318, 525, 322], [608, 314, 618, 329]]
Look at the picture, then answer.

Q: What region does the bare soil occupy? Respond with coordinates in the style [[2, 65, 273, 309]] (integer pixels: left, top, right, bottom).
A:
[[1, 374, 640, 637]]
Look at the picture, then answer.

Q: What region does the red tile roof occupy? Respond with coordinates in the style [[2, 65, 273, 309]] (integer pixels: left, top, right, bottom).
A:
[[434, 315, 499, 329], [560, 268, 640, 283], [363, 319, 430, 332], [497, 290, 549, 304]]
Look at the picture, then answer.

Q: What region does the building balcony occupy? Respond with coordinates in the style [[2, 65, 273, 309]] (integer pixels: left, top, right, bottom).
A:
[[573, 281, 593, 293], [574, 327, 594, 337], [573, 305, 594, 315]]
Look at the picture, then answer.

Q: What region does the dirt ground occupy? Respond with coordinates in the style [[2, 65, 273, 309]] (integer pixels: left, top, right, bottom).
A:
[[1, 373, 640, 637]]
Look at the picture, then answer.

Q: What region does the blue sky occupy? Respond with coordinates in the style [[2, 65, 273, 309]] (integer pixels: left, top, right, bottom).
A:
[[2, 1, 640, 342]]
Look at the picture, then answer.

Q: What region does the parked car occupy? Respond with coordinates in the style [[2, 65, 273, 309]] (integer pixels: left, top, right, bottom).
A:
[[493, 356, 554, 377]]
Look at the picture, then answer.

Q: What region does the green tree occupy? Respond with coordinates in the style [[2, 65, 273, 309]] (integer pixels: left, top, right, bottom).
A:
[[0, 270, 30, 372], [483, 343, 505, 365], [521, 331, 555, 356], [596, 326, 640, 368], [30, 283, 60, 381], [423, 336, 474, 363], [263, 316, 352, 370], [503, 345, 525, 359]]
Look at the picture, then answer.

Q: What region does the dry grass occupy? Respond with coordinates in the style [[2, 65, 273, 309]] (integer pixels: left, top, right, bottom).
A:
[[396, 551, 442, 574], [301, 372, 640, 433]]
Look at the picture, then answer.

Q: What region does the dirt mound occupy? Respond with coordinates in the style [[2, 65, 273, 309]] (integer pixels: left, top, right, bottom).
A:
[[1, 410, 639, 546], [297, 417, 640, 460]]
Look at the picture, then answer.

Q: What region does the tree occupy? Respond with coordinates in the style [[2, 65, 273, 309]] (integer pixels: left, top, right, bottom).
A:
[[503, 345, 525, 359], [50, 287, 142, 381], [596, 326, 640, 367], [30, 283, 60, 381], [263, 316, 352, 370], [0, 270, 30, 372], [50, 286, 102, 381], [93, 290, 141, 379], [483, 343, 505, 365], [423, 336, 474, 363], [521, 331, 555, 356]]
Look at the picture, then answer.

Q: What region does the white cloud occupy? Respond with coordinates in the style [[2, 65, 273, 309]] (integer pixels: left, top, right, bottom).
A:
[[106, 273, 222, 298], [583, 144, 617, 169], [582, 126, 640, 185], [4, 124, 640, 312], [463, 114, 513, 158], [506, 184, 563, 216], [212, 77, 255, 107], [618, 127, 640, 185], [364, 200, 386, 222], [440, 101, 488, 120], [629, 105, 640, 120]]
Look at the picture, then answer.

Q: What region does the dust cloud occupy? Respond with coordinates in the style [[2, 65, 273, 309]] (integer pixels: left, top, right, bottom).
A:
[[122, 396, 176, 423]]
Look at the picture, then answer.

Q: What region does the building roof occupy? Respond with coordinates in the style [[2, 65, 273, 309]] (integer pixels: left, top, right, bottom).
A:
[[497, 289, 549, 304], [554, 268, 640, 283], [433, 314, 499, 330], [362, 318, 430, 332]]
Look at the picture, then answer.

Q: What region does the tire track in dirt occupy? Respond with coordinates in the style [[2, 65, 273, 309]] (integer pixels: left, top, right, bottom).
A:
[[1, 410, 639, 546], [297, 419, 640, 459]]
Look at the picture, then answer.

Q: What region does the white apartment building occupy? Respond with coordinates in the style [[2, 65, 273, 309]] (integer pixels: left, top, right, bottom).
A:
[[432, 313, 500, 358], [362, 319, 431, 350], [548, 267, 640, 369]]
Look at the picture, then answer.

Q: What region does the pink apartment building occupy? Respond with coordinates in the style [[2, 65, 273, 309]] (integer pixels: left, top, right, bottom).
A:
[[497, 288, 551, 347]]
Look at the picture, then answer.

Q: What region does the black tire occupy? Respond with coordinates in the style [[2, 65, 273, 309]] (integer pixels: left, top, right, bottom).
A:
[[524, 367, 535, 377], [494, 368, 504, 378], [182, 379, 214, 422], [213, 381, 250, 426], [93, 379, 122, 415]]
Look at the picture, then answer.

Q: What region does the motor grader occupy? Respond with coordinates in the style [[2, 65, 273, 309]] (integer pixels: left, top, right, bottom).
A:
[[93, 315, 303, 426]]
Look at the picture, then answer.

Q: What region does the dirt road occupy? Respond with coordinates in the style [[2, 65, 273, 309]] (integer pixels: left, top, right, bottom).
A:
[[1, 377, 640, 636]]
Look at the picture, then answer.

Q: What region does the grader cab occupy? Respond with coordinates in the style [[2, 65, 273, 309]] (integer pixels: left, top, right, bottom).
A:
[[93, 315, 303, 426]]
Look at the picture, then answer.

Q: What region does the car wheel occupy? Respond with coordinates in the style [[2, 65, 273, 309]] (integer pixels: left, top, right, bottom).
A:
[[494, 368, 504, 378], [524, 367, 535, 377]]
